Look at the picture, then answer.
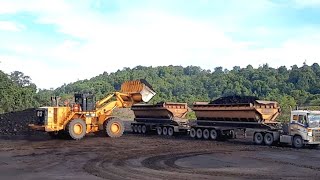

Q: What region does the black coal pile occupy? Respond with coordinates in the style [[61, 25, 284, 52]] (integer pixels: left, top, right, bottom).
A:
[[210, 96, 259, 104], [0, 108, 44, 136]]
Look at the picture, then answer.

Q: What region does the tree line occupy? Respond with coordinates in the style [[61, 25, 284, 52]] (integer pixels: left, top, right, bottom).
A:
[[1, 63, 320, 121]]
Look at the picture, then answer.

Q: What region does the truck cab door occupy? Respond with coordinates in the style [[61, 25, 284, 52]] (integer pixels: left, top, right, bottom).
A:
[[290, 114, 308, 140]]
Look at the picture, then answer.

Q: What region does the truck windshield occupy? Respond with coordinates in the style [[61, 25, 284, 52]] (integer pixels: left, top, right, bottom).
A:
[[308, 114, 320, 128]]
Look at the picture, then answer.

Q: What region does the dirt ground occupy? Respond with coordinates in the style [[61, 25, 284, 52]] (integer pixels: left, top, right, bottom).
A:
[[0, 123, 320, 180]]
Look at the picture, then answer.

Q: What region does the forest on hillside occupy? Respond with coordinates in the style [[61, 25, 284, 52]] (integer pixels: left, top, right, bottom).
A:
[[1, 63, 320, 121]]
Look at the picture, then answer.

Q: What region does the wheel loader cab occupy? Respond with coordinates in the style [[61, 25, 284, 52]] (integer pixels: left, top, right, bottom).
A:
[[74, 93, 96, 112]]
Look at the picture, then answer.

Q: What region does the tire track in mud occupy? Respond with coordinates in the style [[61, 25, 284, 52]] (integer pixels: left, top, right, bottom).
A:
[[84, 146, 319, 180]]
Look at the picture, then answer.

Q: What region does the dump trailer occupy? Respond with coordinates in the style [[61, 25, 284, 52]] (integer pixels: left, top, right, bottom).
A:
[[29, 79, 156, 140], [131, 102, 189, 136], [190, 96, 320, 148]]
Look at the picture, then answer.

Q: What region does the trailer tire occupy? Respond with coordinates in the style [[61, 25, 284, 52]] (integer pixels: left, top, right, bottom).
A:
[[141, 125, 147, 134], [196, 129, 203, 139], [138, 125, 142, 134], [203, 129, 210, 139], [157, 127, 162, 135], [293, 135, 304, 148], [190, 128, 196, 138], [254, 132, 264, 145], [67, 119, 86, 140], [132, 125, 137, 133], [163, 127, 168, 135], [210, 129, 218, 140], [264, 133, 274, 146], [168, 127, 174, 136]]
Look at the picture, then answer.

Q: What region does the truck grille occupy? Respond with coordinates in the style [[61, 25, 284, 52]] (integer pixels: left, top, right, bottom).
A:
[[313, 130, 320, 142]]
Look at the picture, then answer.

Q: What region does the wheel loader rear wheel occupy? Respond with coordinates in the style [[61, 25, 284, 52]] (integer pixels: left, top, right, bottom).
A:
[[67, 119, 86, 140], [105, 118, 124, 138]]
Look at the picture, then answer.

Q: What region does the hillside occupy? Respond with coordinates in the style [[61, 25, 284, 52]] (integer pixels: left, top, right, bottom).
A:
[[1, 63, 320, 122]]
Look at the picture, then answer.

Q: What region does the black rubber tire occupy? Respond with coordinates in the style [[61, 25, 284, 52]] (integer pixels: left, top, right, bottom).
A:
[[141, 125, 147, 134], [264, 133, 274, 146], [105, 117, 124, 138], [190, 128, 196, 138], [196, 129, 203, 139], [162, 127, 168, 136], [133, 125, 138, 133], [138, 125, 142, 134], [157, 127, 162, 135], [293, 135, 304, 148], [203, 129, 210, 139], [67, 119, 86, 140], [167, 127, 174, 136], [210, 129, 218, 140], [254, 132, 264, 145]]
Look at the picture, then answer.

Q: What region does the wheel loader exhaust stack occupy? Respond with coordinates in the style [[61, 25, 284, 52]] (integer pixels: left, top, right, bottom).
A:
[[29, 79, 156, 140]]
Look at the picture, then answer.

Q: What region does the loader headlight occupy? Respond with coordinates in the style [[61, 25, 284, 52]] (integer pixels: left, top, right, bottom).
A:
[[307, 129, 313, 136]]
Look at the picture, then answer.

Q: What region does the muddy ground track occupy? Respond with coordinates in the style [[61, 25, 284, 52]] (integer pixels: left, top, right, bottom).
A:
[[1, 133, 320, 180]]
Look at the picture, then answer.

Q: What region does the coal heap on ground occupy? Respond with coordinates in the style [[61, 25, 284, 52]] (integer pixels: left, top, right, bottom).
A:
[[0, 108, 44, 136], [210, 96, 259, 104]]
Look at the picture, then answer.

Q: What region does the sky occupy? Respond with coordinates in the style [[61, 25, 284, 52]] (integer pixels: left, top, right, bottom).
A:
[[0, 0, 320, 89]]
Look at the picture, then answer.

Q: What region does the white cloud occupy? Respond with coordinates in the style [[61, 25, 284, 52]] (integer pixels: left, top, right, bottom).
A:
[[0, 21, 24, 31], [0, 0, 319, 89]]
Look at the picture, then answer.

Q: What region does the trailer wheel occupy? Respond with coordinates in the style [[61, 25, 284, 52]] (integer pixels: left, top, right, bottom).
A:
[[141, 125, 147, 134], [168, 127, 174, 136], [254, 132, 264, 145], [138, 125, 142, 134], [163, 127, 168, 135], [196, 129, 203, 139], [203, 129, 210, 139], [264, 133, 274, 146], [67, 119, 86, 140], [157, 127, 162, 135], [210, 129, 218, 140], [133, 125, 138, 133], [190, 128, 196, 138], [293, 135, 304, 148]]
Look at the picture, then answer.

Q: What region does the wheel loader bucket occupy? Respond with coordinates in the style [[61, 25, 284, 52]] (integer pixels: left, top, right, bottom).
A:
[[120, 79, 156, 103]]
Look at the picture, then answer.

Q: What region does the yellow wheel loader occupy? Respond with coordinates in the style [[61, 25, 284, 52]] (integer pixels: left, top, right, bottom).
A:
[[29, 79, 156, 140]]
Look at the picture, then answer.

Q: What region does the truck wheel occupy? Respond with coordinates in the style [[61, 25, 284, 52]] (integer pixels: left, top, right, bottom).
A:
[[264, 133, 274, 146], [105, 118, 124, 138], [157, 127, 162, 135], [293, 136, 304, 148], [254, 132, 264, 145], [196, 129, 203, 139], [190, 128, 196, 138], [203, 129, 210, 139], [141, 125, 147, 134], [67, 119, 86, 140], [138, 125, 142, 134], [133, 125, 138, 133], [210, 129, 218, 140], [168, 127, 174, 136], [163, 127, 168, 135]]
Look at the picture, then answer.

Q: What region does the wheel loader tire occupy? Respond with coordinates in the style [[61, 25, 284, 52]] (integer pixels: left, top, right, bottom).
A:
[[105, 118, 124, 138], [67, 119, 86, 140]]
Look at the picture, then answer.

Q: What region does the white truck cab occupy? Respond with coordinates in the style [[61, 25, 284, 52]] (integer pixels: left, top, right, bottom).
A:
[[283, 110, 320, 148]]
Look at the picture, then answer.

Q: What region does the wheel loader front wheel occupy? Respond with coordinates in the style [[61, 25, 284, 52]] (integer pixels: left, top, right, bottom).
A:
[[67, 119, 86, 140], [106, 118, 124, 138]]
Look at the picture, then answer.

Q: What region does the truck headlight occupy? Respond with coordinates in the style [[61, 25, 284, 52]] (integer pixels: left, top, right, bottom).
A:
[[307, 129, 313, 136]]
